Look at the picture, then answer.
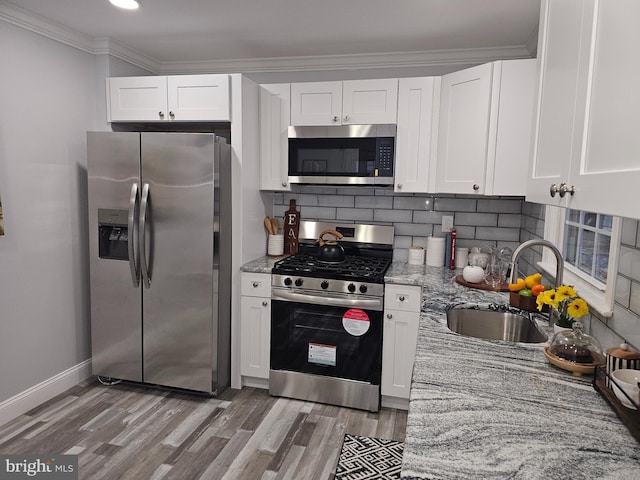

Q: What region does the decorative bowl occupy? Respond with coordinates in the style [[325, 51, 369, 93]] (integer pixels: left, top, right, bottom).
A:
[[611, 369, 640, 409]]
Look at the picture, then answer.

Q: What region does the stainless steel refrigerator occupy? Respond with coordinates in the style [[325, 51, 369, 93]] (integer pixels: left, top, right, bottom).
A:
[[87, 131, 231, 395]]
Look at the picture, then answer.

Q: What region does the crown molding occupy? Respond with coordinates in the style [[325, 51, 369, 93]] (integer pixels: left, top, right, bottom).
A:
[[1, 2, 535, 76], [156, 46, 534, 75]]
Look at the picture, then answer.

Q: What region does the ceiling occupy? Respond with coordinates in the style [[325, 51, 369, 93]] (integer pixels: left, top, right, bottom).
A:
[[3, 0, 541, 73]]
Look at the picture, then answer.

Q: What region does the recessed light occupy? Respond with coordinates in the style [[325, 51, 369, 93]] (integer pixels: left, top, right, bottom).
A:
[[109, 0, 140, 10]]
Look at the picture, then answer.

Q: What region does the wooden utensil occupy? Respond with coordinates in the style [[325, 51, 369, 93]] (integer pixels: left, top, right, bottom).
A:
[[264, 216, 274, 235], [271, 217, 279, 235]]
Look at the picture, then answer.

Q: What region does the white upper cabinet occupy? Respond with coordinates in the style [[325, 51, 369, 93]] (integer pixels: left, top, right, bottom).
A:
[[290, 79, 398, 126], [394, 77, 441, 193], [259, 83, 291, 191], [107, 74, 230, 122], [486, 59, 536, 196], [435, 63, 494, 194], [108, 76, 168, 122], [527, 0, 594, 207], [528, 0, 640, 219]]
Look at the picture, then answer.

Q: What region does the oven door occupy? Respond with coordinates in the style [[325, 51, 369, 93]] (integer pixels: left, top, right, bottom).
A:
[[270, 289, 383, 385]]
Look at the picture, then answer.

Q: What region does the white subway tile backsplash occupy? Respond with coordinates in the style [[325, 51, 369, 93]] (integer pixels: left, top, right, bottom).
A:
[[411, 236, 429, 249], [374, 209, 412, 223], [621, 218, 638, 246], [336, 208, 373, 222], [607, 305, 640, 350], [475, 227, 520, 242], [615, 275, 631, 309], [355, 196, 394, 209], [477, 198, 522, 214], [498, 214, 522, 229], [394, 222, 432, 237], [413, 211, 446, 224], [393, 196, 434, 210], [318, 195, 355, 207], [434, 197, 476, 212], [393, 235, 413, 249], [296, 206, 337, 220], [455, 212, 497, 226], [618, 245, 640, 282], [630, 281, 640, 317]]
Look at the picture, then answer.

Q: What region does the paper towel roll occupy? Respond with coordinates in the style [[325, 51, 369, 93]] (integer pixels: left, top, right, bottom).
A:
[[426, 236, 446, 267]]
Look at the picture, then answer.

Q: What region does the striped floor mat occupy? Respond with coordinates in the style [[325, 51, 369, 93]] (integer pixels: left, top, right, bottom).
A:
[[334, 434, 404, 480]]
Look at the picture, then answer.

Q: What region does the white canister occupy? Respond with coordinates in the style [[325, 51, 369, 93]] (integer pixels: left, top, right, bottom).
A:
[[408, 246, 425, 265], [454, 247, 469, 268], [426, 236, 446, 267], [267, 234, 284, 256]]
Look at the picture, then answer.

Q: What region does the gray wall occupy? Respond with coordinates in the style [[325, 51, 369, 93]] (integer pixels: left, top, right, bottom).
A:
[[0, 21, 97, 403]]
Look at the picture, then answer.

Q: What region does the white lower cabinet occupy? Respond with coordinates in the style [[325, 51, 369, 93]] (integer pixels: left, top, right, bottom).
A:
[[382, 284, 421, 401], [240, 273, 271, 380]]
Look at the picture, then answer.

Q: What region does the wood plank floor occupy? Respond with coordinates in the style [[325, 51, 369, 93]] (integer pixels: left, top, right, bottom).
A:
[[0, 379, 407, 479]]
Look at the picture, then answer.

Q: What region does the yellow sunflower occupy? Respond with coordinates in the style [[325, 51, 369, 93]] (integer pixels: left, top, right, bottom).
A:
[[536, 289, 559, 311], [555, 285, 577, 302], [567, 298, 589, 318]]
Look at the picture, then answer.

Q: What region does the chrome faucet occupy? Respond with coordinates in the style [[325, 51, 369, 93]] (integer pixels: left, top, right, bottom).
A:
[[509, 239, 564, 325]]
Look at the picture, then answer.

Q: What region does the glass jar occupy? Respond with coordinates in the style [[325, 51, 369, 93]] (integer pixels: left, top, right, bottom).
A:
[[548, 320, 604, 364]]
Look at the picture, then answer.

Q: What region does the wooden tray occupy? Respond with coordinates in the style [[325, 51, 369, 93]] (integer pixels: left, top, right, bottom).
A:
[[593, 366, 640, 442], [455, 275, 509, 292]]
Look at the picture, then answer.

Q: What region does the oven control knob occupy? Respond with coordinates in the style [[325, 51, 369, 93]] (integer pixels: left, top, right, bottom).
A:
[[359, 284, 368, 293], [295, 278, 303, 287], [348, 283, 356, 293], [284, 277, 292, 286], [321, 280, 329, 290]]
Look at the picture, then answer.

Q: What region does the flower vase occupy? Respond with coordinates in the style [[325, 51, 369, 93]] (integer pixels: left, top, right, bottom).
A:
[[553, 324, 572, 334]]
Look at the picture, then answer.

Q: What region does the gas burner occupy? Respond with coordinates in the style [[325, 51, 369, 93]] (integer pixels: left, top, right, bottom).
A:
[[272, 253, 391, 283]]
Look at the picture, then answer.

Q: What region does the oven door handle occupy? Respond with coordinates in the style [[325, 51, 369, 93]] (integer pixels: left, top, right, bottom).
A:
[[272, 289, 383, 311]]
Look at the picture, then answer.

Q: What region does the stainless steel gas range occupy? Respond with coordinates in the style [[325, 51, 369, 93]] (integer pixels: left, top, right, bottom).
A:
[[269, 221, 394, 412]]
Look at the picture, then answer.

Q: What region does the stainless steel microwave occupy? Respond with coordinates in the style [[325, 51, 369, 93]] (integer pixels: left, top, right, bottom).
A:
[[287, 124, 396, 185]]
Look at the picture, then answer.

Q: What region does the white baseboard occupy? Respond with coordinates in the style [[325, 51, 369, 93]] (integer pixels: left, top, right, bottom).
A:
[[381, 395, 409, 411], [0, 359, 93, 428]]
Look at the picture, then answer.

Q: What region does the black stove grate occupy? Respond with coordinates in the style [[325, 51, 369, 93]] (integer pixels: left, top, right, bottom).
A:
[[272, 253, 391, 282]]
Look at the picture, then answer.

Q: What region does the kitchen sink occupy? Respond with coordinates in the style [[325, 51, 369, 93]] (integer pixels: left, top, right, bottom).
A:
[[446, 308, 547, 344]]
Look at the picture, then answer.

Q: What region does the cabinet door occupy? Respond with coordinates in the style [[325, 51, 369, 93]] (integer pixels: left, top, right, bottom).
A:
[[167, 74, 230, 121], [381, 309, 419, 399], [107, 76, 168, 122], [259, 84, 291, 191], [571, 0, 640, 219], [486, 59, 536, 196], [290, 81, 342, 125], [394, 77, 440, 193], [527, 0, 595, 206], [240, 295, 271, 379], [342, 79, 398, 125], [435, 63, 493, 194]]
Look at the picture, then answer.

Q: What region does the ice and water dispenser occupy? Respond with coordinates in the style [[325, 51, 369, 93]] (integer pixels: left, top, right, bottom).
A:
[[98, 209, 129, 260]]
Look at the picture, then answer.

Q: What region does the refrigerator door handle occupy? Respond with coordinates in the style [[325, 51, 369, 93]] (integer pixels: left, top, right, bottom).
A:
[[128, 183, 140, 287], [140, 183, 151, 289]]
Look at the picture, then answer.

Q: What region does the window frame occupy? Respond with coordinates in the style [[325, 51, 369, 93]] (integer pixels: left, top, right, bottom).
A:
[[541, 205, 621, 317]]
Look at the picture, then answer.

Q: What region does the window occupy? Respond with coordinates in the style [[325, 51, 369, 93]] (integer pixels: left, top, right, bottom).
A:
[[542, 206, 621, 317]]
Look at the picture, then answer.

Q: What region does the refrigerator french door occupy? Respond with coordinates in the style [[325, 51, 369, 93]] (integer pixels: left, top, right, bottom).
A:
[[87, 132, 231, 395]]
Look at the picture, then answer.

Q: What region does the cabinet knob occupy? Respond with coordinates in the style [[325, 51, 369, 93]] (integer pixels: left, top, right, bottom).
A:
[[344, 115, 350, 122], [332, 116, 339, 122], [550, 183, 559, 198], [397, 183, 402, 189], [169, 111, 175, 118], [158, 111, 165, 118], [282, 182, 287, 187], [559, 183, 575, 198], [386, 313, 393, 319], [252, 281, 259, 288], [473, 184, 480, 191], [262, 301, 268, 307], [398, 295, 405, 302]]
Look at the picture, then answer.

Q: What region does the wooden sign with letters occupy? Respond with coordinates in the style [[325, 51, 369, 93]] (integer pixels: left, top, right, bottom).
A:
[[283, 199, 300, 254]]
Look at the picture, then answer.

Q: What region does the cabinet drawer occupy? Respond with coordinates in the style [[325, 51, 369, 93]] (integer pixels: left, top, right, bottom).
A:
[[241, 273, 271, 297], [384, 285, 422, 313]]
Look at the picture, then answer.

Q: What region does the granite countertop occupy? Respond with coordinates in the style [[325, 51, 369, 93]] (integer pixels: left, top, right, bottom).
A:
[[389, 262, 640, 480], [240, 254, 288, 274]]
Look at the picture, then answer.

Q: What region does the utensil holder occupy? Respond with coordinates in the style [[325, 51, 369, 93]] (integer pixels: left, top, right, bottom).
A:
[[268, 234, 284, 256]]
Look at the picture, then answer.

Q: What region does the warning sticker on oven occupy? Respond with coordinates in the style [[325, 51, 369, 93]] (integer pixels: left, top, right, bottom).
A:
[[308, 343, 337, 366], [342, 308, 370, 336]]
